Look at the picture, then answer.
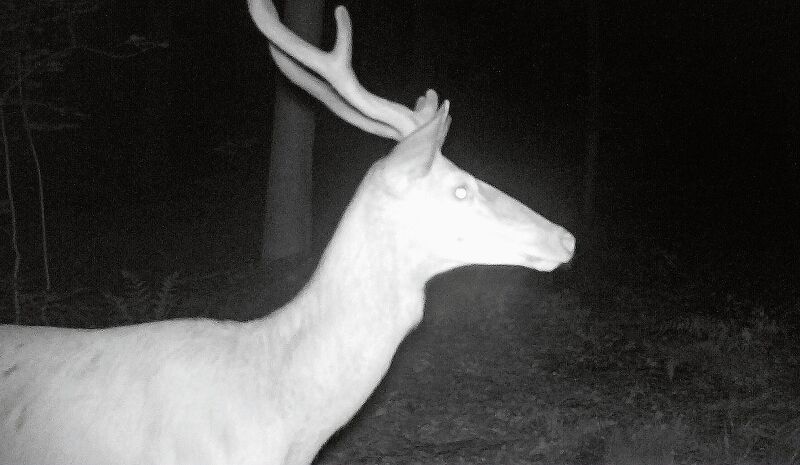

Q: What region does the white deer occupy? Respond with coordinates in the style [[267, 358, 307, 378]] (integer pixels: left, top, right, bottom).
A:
[[0, 1, 575, 464]]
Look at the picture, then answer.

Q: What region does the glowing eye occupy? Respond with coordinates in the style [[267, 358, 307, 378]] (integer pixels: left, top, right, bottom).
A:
[[454, 185, 468, 200]]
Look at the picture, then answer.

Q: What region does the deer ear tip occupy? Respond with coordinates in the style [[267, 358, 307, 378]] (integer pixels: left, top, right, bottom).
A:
[[334, 5, 350, 21]]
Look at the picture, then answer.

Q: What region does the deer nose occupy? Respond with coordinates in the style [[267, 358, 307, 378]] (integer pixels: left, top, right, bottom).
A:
[[560, 229, 576, 257]]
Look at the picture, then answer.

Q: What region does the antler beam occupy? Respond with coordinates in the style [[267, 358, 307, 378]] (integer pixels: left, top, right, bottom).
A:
[[248, 0, 418, 140]]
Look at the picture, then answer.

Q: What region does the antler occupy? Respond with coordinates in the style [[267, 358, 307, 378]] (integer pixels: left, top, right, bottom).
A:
[[248, 0, 420, 140]]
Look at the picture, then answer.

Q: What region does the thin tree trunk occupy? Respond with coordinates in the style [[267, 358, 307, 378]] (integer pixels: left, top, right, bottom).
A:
[[262, 0, 325, 263]]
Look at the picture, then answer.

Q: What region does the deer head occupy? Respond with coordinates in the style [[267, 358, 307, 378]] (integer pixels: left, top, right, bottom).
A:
[[247, 1, 575, 277]]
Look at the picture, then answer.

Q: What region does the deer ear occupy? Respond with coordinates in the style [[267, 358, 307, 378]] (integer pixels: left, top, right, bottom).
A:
[[381, 101, 451, 194]]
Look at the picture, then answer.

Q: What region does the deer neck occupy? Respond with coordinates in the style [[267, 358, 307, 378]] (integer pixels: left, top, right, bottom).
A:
[[257, 186, 429, 436]]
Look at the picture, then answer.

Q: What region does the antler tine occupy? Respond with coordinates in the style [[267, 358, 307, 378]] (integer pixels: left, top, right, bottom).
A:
[[248, 0, 417, 140]]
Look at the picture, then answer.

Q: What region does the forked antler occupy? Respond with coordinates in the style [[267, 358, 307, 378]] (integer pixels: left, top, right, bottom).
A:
[[248, 0, 426, 140]]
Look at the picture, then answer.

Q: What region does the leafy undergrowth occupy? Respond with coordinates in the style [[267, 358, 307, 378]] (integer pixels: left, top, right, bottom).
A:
[[3, 263, 798, 464]]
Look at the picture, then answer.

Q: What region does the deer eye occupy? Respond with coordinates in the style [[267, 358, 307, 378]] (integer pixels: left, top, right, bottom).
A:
[[454, 185, 469, 200]]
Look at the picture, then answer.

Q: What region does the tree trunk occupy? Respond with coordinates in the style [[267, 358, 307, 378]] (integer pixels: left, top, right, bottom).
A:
[[261, 0, 325, 263]]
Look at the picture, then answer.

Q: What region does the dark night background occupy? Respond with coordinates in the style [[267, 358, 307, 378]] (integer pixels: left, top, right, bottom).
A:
[[7, 0, 795, 305], [0, 1, 796, 315]]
